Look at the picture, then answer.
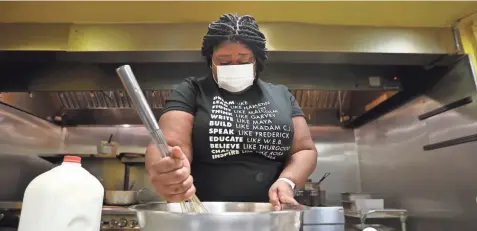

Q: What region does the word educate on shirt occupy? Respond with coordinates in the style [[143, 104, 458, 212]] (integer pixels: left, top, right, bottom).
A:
[[208, 96, 292, 160]]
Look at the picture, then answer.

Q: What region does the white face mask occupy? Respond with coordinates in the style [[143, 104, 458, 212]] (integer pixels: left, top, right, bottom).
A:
[[214, 63, 255, 93]]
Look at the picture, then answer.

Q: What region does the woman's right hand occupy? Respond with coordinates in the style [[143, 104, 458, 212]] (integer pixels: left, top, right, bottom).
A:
[[147, 146, 196, 202]]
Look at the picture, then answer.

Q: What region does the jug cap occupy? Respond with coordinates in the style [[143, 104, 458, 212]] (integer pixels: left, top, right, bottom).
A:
[[63, 155, 81, 163]]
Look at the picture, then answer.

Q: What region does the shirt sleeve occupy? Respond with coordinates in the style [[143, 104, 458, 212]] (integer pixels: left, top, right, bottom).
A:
[[283, 86, 305, 117], [162, 78, 197, 115]]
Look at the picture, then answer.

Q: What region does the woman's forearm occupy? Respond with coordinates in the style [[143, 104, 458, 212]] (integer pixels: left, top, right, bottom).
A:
[[279, 149, 317, 187], [280, 116, 318, 187]]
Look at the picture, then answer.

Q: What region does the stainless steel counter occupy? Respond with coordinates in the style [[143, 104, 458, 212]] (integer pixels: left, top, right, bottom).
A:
[[304, 206, 345, 224], [301, 206, 399, 231], [303, 206, 345, 231]]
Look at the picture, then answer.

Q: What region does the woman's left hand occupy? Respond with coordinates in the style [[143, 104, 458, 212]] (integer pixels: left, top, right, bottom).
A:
[[268, 180, 299, 211]]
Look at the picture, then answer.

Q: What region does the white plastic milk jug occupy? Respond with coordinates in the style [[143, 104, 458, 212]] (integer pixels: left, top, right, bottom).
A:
[[18, 156, 104, 231]]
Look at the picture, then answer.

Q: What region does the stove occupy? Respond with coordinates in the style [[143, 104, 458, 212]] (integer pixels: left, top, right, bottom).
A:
[[0, 202, 139, 230], [0, 202, 21, 229], [100, 206, 139, 230]]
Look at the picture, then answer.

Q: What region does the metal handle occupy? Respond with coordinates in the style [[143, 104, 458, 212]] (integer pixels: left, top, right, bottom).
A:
[[116, 65, 170, 158], [317, 172, 331, 184]]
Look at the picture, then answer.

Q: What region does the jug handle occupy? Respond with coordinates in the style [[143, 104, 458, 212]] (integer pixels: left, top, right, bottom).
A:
[[136, 188, 148, 204]]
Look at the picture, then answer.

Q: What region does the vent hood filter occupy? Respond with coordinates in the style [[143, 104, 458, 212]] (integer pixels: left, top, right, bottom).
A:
[[54, 90, 171, 109], [54, 90, 349, 111]]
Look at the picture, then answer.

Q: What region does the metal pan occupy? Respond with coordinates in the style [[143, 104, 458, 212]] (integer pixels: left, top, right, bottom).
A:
[[104, 188, 148, 206]]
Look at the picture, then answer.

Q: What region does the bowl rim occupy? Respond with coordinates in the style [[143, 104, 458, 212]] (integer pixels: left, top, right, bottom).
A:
[[129, 201, 307, 215]]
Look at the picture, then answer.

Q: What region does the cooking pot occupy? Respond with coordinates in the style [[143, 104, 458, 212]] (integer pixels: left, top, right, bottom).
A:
[[104, 188, 148, 205], [130, 202, 305, 231], [296, 172, 330, 206]]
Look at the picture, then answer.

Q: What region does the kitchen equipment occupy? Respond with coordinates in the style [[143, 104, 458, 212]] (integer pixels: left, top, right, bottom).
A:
[[97, 134, 119, 156], [346, 209, 408, 231], [319, 190, 326, 206], [302, 206, 345, 231], [130, 202, 304, 231], [116, 64, 206, 213], [101, 205, 140, 230], [341, 192, 372, 202], [1, 202, 346, 231], [0, 202, 140, 230], [353, 199, 384, 213], [294, 189, 310, 206], [18, 156, 104, 231], [120, 153, 145, 191], [303, 180, 318, 191], [316, 172, 331, 184], [299, 173, 331, 207], [0, 154, 54, 201], [304, 173, 330, 192], [123, 164, 132, 191], [104, 189, 148, 206], [119, 152, 145, 164], [310, 189, 320, 207], [0, 202, 21, 228], [341, 193, 374, 212]]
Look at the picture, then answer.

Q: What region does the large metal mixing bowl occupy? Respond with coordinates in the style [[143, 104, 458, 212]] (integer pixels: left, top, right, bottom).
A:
[[130, 202, 305, 231]]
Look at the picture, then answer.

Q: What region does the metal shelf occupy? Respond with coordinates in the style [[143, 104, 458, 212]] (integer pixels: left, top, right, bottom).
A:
[[345, 209, 408, 231]]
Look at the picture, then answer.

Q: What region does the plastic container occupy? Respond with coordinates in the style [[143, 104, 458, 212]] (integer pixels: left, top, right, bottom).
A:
[[18, 156, 104, 231]]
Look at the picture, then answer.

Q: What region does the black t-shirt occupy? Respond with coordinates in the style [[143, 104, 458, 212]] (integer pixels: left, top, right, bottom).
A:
[[162, 75, 305, 202]]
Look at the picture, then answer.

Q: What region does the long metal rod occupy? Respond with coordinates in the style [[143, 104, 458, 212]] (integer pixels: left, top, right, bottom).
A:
[[115, 64, 170, 158], [123, 164, 130, 190], [451, 20, 462, 54], [116, 64, 207, 213]]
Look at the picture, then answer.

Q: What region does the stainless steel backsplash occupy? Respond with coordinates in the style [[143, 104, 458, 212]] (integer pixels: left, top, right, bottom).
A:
[[355, 56, 477, 230], [308, 126, 360, 206], [0, 103, 62, 155]]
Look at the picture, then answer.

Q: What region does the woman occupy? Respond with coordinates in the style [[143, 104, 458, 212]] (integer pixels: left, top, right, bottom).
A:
[[146, 13, 317, 210]]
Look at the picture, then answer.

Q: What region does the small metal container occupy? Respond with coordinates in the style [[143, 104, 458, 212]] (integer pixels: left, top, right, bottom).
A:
[[304, 181, 320, 191], [310, 189, 320, 207], [294, 189, 306, 205], [295, 189, 312, 206], [319, 190, 326, 206], [104, 189, 147, 205]]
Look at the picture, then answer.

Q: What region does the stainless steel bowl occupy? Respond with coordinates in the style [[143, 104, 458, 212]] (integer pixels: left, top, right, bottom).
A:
[[130, 202, 305, 231]]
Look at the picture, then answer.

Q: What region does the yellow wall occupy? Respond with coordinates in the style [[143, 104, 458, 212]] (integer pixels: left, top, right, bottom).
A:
[[0, 23, 455, 54], [459, 14, 477, 75], [1, 1, 477, 27], [3, 1, 477, 65]]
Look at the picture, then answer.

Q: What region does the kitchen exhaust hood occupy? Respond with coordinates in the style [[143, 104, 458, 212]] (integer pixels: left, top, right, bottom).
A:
[[0, 89, 352, 126], [0, 21, 467, 127], [0, 49, 464, 128]]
